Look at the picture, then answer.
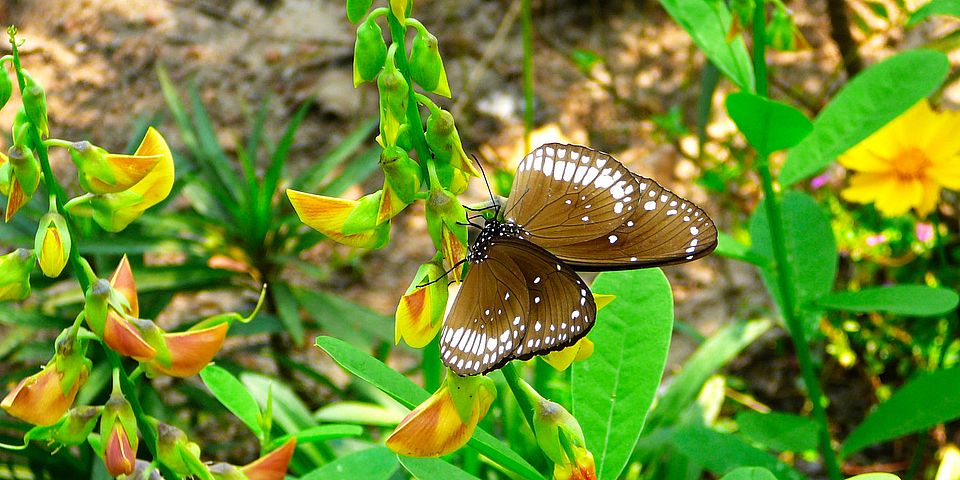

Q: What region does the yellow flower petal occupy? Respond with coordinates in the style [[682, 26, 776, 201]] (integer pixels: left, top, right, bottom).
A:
[[542, 338, 594, 371], [287, 189, 390, 248], [386, 381, 493, 457]]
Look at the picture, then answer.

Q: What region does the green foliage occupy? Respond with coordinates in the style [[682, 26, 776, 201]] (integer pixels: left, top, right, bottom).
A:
[[671, 425, 804, 480], [736, 411, 820, 453], [817, 286, 959, 317], [780, 50, 949, 186], [907, 0, 960, 26], [573, 269, 674, 480], [725, 92, 812, 156]]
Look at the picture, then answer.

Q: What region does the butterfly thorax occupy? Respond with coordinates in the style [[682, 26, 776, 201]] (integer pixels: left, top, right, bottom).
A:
[[468, 219, 532, 264]]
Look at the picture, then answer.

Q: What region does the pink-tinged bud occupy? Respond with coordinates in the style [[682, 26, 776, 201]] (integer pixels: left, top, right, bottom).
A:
[[34, 211, 71, 278], [144, 322, 229, 378], [395, 261, 448, 348], [387, 372, 495, 457], [240, 438, 297, 480], [100, 380, 138, 477], [287, 189, 391, 249], [0, 248, 34, 301], [68, 140, 164, 195]]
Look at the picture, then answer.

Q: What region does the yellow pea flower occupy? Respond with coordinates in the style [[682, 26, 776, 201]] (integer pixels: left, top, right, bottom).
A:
[[542, 294, 614, 371], [396, 261, 449, 348], [840, 99, 960, 217], [287, 189, 391, 249]]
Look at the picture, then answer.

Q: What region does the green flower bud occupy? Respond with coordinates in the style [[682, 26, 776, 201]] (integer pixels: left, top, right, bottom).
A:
[[378, 47, 409, 147], [0, 248, 35, 301], [84, 279, 111, 337], [0, 151, 11, 197], [24, 405, 102, 447], [447, 372, 497, 424], [157, 421, 203, 476], [425, 187, 467, 276], [0, 66, 11, 111], [35, 211, 72, 278], [342, 190, 385, 235], [8, 145, 40, 198], [766, 4, 807, 51], [354, 16, 387, 86], [347, 0, 375, 23], [11, 107, 31, 150], [409, 27, 450, 97], [381, 146, 422, 204], [425, 108, 479, 179], [389, 0, 410, 23], [21, 70, 48, 138]]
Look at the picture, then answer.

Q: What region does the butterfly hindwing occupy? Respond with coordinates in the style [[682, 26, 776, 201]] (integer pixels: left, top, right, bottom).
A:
[[504, 143, 717, 270], [440, 225, 596, 376]]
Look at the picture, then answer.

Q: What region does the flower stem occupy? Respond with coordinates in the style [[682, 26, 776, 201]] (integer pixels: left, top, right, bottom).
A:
[[501, 362, 536, 433], [749, 5, 841, 479], [385, 10, 432, 184]]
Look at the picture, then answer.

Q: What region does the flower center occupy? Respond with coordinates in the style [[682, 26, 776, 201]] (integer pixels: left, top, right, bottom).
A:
[[891, 147, 931, 181]]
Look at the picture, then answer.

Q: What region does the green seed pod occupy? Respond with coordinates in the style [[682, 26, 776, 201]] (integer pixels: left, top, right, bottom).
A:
[[7, 145, 40, 198], [0, 66, 11, 112], [353, 16, 387, 86], [409, 28, 450, 97], [21, 70, 48, 138], [381, 146, 422, 204], [378, 48, 410, 147]]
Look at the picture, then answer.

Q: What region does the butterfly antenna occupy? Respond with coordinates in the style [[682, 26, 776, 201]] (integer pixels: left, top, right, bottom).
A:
[[472, 154, 500, 219]]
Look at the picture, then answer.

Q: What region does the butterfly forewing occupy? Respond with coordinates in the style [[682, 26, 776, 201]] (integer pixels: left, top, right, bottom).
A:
[[440, 221, 596, 376], [504, 143, 717, 269]]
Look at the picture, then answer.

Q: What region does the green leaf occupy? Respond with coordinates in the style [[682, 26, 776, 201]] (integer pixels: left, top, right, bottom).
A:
[[296, 288, 394, 345], [725, 92, 813, 156], [847, 474, 901, 480], [314, 401, 406, 427], [715, 231, 767, 267], [648, 319, 772, 428], [736, 411, 820, 452], [817, 286, 959, 317], [241, 372, 317, 431], [398, 456, 482, 480], [842, 366, 960, 457], [347, 0, 375, 23], [780, 50, 949, 185], [658, 0, 755, 92], [271, 283, 306, 345], [200, 365, 263, 439], [908, 0, 960, 25], [671, 425, 804, 480], [573, 269, 674, 480], [315, 336, 546, 480], [750, 191, 837, 315], [300, 446, 398, 480], [721, 467, 778, 480], [268, 424, 364, 449]]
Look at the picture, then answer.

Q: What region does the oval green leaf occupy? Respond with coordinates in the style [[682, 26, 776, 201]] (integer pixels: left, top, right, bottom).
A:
[[736, 411, 820, 452], [780, 49, 949, 186], [658, 0, 755, 92], [346, 0, 375, 23], [817, 285, 959, 317], [315, 336, 546, 480], [573, 269, 674, 480], [749, 191, 838, 315], [301, 446, 398, 480], [842, 366, 960, 458], [721, 467, 778, 480], [399, 456, 482, 480], [671, 425, 804, 480], [907, 0, 960, 26], [726, 92, 813, 156], [200, 365, 263, 439]]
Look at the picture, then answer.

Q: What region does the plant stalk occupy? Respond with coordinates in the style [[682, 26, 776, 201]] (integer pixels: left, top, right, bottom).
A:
[[501, 362, 536, 433], [750, 5, 842, 479], [521, 0, 534, 153]]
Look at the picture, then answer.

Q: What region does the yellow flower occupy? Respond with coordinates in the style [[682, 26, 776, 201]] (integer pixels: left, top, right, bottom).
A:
[[395, 261, 449, 348], [286, 189, 391, 249], [541, 294, 613, 371], [386, 372, 495, 457], [840, 100, 960, 217]]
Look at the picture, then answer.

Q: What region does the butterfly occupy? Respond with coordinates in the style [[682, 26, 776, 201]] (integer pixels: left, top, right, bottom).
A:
[[438, 143, 717, 376]]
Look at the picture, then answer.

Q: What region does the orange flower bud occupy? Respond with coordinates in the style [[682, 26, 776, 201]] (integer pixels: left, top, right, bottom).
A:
[[395, 261, 449, 348], [240, 438, 297, 480], [1, 362, 88, 426], [101, 376, 138, 477], [554, 445, 597, 480], [387, 372, 495, 457], [104, 421, 136, 477], [144, 322, 229, 378]]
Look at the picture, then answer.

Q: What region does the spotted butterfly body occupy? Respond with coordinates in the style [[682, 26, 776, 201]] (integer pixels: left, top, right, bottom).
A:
[[440, 143, 717, 376]]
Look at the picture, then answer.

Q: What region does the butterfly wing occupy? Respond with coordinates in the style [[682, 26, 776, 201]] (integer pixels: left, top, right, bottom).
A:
[[504, 143, 717, 270], [440, 236, 596, 376]]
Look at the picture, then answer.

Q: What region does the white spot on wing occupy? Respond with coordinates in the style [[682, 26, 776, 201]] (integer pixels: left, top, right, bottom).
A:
[[644, 201, 657, 211]]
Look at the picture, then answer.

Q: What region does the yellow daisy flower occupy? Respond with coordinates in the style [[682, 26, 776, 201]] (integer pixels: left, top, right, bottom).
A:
[[840, 99, 960, 217]]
